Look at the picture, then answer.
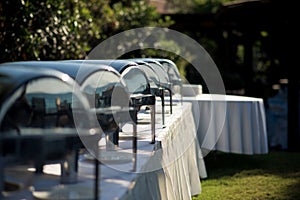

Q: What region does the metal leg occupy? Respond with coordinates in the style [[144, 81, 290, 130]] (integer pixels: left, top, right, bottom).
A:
[[161, 92, 165, 125], [113, 127, 119, 147], [132, 123, 137, 172], [0, 157, 4, 199], [150, 104, 156, 144], [105, 133, 114, 151], [94, 146, 99, 200], [169, 90, 173, 114], [60, 150, 77, 184]]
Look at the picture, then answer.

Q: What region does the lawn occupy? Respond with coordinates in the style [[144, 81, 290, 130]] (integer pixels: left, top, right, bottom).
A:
[[193, 151, 300, 200]]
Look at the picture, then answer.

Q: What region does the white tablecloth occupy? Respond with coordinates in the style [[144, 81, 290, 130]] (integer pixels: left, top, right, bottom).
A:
[[120, 102, 207, 200], [184, 94, 269, 155], [2, 102, 206, 200]]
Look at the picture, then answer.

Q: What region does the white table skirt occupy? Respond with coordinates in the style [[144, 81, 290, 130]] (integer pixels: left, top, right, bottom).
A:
[[184, 94, 269, 155], [2, 102, 206, 200], [121, 102, 207, 200]]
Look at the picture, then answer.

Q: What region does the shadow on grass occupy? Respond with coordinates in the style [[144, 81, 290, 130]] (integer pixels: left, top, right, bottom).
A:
[[201, 150, 300, 199], [281, 179, 300, 200], [203, 150, 300, 179]]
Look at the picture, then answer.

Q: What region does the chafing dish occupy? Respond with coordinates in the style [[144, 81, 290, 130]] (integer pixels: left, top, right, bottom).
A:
[[152, 58, 183, 103], [3, 61, 137, 150], [0, 64, 101, 198], [70, 60, 156, 144], [128, 59, 167, 125], [129, 58, 174, 114]]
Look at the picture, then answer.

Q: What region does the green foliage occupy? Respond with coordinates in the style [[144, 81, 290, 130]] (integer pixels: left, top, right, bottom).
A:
[[0, 0, 95, 61], [0, 0, 172, 62], [113, 1, 161, 29], [166, 0, 237, 13]]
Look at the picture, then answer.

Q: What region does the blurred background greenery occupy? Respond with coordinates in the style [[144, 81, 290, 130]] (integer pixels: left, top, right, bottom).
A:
[[0, 0, 298, 101], [0, 0, 172, 61], [1, 1, 299, 198]]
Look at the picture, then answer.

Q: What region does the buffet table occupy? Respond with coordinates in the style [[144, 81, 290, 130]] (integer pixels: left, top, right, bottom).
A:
[[184, 94, 269, 155], [2, 102, 206, 200]]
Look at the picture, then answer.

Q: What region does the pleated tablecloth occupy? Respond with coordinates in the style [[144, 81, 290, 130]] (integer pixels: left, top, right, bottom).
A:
[[184, 94, 268, 155]]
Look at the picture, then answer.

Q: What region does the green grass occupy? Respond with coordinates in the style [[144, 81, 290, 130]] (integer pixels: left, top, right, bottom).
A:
[[192, 151, 300, 200]]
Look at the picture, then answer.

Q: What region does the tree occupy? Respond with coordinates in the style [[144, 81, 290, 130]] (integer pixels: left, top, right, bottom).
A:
[[0, 0, 172, 62], [166, 0, 235, 14]]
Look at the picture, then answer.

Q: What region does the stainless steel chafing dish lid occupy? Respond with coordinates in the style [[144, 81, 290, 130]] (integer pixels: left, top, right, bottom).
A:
[[0, 64, 93, 131], [87, 59, 160, 88], [0, 64, 101, 155], [2, 60, 120, 85], [64, 60, 154, 106], [2, 61, 130, 107], [63, 59, 138, 74], [127, 59, 160, 89], [129, 58, 171, 89], [152, 58, 182, 87], [0, 64, 81, 109], [70, 60, 152, 95]]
